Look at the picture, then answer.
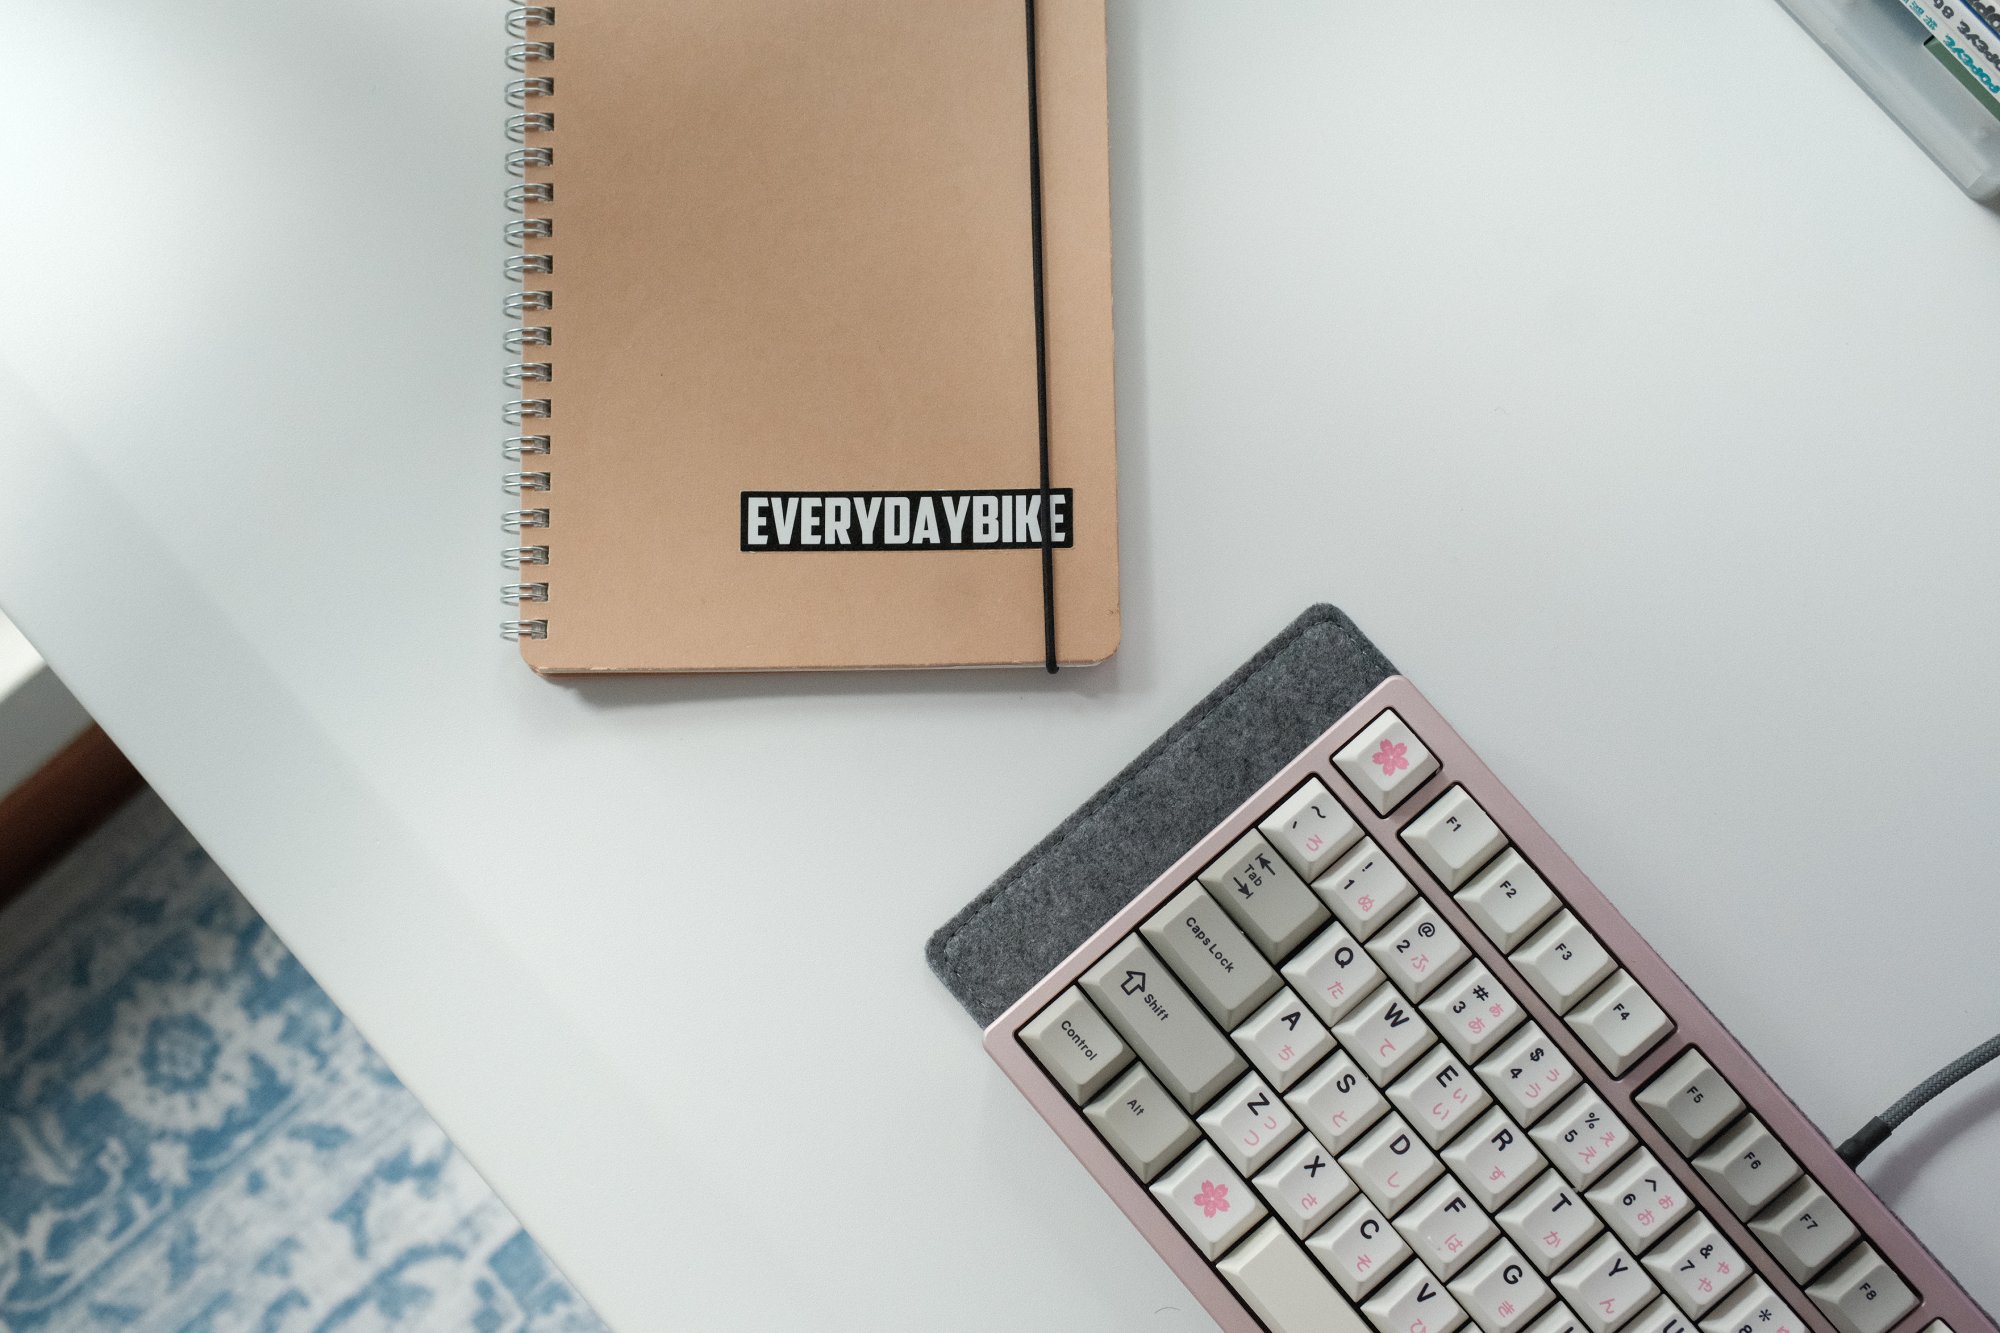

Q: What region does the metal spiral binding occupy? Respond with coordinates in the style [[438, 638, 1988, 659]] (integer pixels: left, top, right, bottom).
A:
[[502, 4, 555, 642]]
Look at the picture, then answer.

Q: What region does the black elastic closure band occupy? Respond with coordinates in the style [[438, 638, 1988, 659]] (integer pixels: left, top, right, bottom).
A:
[[1024, 0, 1058, 673]]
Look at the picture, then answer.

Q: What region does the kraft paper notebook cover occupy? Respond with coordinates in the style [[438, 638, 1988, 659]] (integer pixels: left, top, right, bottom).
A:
[[503, 0, 1119, 673]]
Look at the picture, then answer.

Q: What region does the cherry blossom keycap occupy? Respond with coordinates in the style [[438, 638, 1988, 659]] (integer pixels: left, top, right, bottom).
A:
[[985, 677, 1996, 1333]]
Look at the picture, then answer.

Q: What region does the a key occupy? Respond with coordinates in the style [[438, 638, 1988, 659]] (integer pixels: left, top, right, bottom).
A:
[[1529, 1090, 1638, 1189], [1394, 1177, 1499, 1279], [1338, 1110, 1446, 1214], [1334, 981, 1440, 1084], [1805, 1245, 1918, 1333], [1441, 1106, 1548, 1208], [1287, 1048, 1391, 1151], [1640, 1215, 1748, 1315], [1692, 1115, 1799, 1219], [1259, 777, 1364, 881], [1552, 1234, 1659, 1333], [1220, 1218, 1373, 1333], [1497, 1169, 1604, 1274], [1363, 1259, 1469, 1333], [1402, 785, 1508, 890], [1748, 1177, 1859, 1282], [1524, 1305, 1590, 1333], [1142, 884, 1283, 1027], [1253, 1131, 1358, 1238], [1585, 1150, 1691, 1252], [1198, 831, 1331, 959], [1313, 838, 1418, 940], [1455, 849, 1561, 951], [1085, 1064, 1202, 1181], [1368, 899, 1472, 1000], [1422, 960, 1528, 1063], [1335, 709, 1442, 814], [1450, 1239, 1556, 1333], [1389, 1045, 1493, 1148], [1200, 1071, 1305, 1176], [1625, 1297, 1697, 1333], [1234, 987, 1337, 1090], [1307, 1195, 1412, 1300], [1020, 986, 1132, 1103], [1082, 936, 1246, 1111], [1510, 912, 1616, 1016], [1635, 1051, 1742, 1157], [1700, 1279, 1806, 1333], [1477, 1024, 1579, 1125], [1150, 1140, 1268, 1259], [1284, 922, 1386, 1025], [1566, 972, 1671, 1076]]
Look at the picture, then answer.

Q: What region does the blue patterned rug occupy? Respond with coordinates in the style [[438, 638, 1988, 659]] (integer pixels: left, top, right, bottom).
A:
[[0, 792, 608, 1333]]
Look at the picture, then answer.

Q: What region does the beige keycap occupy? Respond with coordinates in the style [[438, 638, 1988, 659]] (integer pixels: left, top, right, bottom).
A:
[[1313, 837, 1418, 940], [1368, 899, 1472, 1001], [1529, 1090, 1638, 1189], [1402, 785, 1508, 890], [1640, 1214, 1748, 1315], [1198, 831, 1330, 959], [1142, 883, 1281, 1027], [1085, 1064, 1201, 1181], [1477, 1024, 1581, 1125], [1336, 709, 1442, 814], [1253, 1131, 1357, 1238], [1334, 981, 1440, 1085], [1234, 986, 1336, 1090], [1441, 1106, 1547, 1209], [1338, 1110, 1445, 1214], [1020, 986, 1132, 1103], [1524, 1304, 1591, 1333], [1625, 1297, 1697, 1333], [1200, 1071, 1304, 1176], [1699, 1279, 1806, 1333], [1287, 1048, 1390, 1151], [1422, 960, 1528, 1063], [1552, 1234, 1658, 1333], [1510, 911, 1616, 1016], [1498, 1169, 1603, 1274], [1692, 1115, 1799, 1219], [1749, 1177, 1858, 1282], [1635, 1050, 1742, 1157], [1389, 1045, 1493, 1148], [1565, 972, 1672, 1076], [1082, 935, 1245, 1111], [1284, 922, 1386, 1025], [1456, 848, 1561, 951], [1220, 1218, 1372, 1333], [1805, 1245, 1918, 1333], [1450, 1239, 1556, 1333], [1151, 1140, 1267, 1260], [1259, 777, 1364, 881], [1363, 1259, 1469, 1333], [1585, 1150, 1692, 1252], [1395, 1177, 1498, 1280], [1307, 1195, 1411, 1300]]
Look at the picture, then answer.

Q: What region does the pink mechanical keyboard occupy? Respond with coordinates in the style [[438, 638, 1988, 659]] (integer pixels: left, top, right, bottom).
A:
[[986, 677, 1995, 1333]]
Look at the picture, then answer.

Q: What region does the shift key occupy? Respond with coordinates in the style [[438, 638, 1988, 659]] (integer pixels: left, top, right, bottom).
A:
[[1142, 884, 1282, 1027], [1084, 936, 1246, 1112]]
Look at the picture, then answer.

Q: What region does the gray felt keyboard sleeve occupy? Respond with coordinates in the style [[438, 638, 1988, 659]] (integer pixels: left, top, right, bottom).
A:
[[926, 604, 1397, 1027]]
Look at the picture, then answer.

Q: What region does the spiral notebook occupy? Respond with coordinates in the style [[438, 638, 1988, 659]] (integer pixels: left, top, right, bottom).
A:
[[501, 0, 1119, 673]]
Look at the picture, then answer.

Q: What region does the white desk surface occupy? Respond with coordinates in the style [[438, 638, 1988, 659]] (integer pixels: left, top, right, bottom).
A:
[[8, 2, 1999, 1328]]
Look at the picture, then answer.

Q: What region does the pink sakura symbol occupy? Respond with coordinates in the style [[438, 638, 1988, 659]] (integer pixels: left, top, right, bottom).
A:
[[1193, 1180, 1231, 1219], [1372, 738, 1410, 776]]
